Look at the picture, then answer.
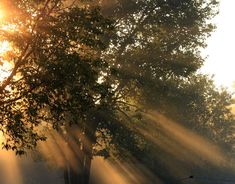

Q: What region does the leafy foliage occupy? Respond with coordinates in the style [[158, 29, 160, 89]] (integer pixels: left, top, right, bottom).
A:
[[0, 0, 114, 154], [0, 1, 234, 183]]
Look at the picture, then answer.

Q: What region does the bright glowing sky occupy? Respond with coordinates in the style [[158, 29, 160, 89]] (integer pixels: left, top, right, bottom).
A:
[[200, 0, 235, 91]]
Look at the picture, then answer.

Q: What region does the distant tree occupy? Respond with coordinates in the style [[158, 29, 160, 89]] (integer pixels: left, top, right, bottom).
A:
[[161, 75, 235, 143], [101, 0, 218, 105], [134, 75, 235, 183], [98, 0, 222, 151], [98, 0, 235, 182]]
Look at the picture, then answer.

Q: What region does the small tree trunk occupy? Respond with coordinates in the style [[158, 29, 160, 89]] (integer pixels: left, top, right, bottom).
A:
[[64, 117, 97, 184], [64, 142, 93, 184], [83, 139, 93, 184]]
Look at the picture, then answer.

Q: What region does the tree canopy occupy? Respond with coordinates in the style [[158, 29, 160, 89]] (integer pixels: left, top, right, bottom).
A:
[[0, 0, 234, 184], [0, 0, 113, 153]]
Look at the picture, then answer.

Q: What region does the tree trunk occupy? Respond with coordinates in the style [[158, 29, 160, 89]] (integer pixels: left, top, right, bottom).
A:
[[64, 140, 93, 184], [64, 117, 97, 184], [83, 140, 93, 184]]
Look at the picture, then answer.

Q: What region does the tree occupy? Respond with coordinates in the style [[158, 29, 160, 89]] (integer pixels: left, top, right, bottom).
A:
[[132, 75, 235, 183], [97, 0, 220, 146], [97, 0, 235, 182], [94, 0, 219, 118], [0, 1, 114, 183], [0, 0, 233, 184]]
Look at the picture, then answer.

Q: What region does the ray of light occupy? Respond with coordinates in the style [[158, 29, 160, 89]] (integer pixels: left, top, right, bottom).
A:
[[0, 133, 23, 184], [144, 111, 230, 166]]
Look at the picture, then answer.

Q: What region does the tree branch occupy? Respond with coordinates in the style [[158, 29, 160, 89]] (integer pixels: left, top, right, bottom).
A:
[[0, 0, 59, 93]]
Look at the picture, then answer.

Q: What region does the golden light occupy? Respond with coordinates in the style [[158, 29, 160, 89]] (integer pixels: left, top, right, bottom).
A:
[[0, 6, 24, 184], [0, 132, 23, 184], [0, 40, 13, 81], [0, 40, 10, 53], [0, 2, 6, 21], [1, 24, 18, 32], [0, 10, 4, 20]]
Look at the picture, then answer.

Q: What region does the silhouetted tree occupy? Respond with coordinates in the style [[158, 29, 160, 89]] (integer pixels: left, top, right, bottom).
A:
[[0, 1, 114, 183], [1, 1, 234, 184]]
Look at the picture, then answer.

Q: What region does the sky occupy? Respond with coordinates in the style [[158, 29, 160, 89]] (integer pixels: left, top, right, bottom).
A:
[[200, 0, 235, 92]]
